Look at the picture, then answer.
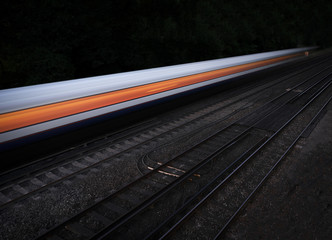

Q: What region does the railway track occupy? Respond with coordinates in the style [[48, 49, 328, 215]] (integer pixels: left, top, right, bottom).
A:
[[0, 52, 331, 240]]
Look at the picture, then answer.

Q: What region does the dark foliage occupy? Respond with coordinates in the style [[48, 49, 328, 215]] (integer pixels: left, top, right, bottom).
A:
[[0, 0, 331, 89]]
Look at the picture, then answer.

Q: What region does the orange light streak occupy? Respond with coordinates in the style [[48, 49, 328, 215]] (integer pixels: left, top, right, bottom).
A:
[[0, 53, 301, 133]]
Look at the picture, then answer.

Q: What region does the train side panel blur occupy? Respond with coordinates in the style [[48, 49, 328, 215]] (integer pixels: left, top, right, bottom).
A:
[[0, 47, 315, 151]]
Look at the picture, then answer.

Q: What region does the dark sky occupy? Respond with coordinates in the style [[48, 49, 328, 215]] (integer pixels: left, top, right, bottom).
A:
[[0, 0, 331, 89]]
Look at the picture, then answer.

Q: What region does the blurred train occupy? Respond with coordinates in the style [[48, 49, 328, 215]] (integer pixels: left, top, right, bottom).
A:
[[0, 47, 315, 151]]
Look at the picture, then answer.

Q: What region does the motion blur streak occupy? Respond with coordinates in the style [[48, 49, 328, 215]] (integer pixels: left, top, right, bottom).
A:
[[0, 53, 299, 133]]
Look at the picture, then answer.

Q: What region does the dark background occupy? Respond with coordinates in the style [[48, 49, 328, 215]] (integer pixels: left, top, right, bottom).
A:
[[0, 0, 331, 89]]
